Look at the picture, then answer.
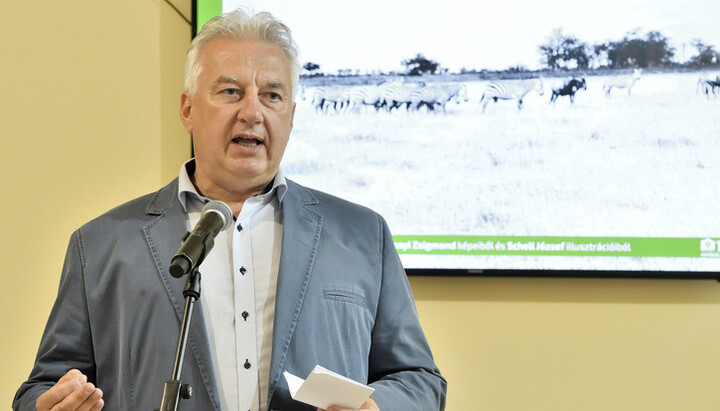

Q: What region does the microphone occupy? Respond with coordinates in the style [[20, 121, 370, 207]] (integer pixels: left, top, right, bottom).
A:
[[169, 200, 234, 278]]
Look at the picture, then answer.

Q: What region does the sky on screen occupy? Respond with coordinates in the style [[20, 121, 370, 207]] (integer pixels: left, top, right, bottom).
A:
[[224, 0, 720, 72]]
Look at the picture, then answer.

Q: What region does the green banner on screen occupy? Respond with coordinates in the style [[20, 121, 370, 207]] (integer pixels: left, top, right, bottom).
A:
[[392, 236, 720, 258]]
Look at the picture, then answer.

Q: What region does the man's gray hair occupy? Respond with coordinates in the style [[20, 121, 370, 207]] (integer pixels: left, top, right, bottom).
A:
[[184, 8, 300, 99]]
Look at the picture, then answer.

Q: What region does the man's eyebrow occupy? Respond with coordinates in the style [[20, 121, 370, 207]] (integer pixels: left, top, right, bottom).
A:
[[264, 80, 289, 90], [212, 76, 289, 93], [214, 75, 238, 85]]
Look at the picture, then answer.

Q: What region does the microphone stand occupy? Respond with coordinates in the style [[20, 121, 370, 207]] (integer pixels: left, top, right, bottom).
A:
[[156, 268, 201, 411]]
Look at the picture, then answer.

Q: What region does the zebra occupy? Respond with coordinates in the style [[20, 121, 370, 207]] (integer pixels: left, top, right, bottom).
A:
[[549, 77, 587, 105], [303, 86, 329, 113], [479, 78, 545, 112], [380, 82, 424, 112], [342, 82, 394, 113], [409, 83, 469, 113], [602, 68, 642, 97], [305, 86, 347, 114]]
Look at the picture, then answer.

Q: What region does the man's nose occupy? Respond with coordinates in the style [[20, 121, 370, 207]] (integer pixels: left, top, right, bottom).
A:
[[237, 93, 262, 124]]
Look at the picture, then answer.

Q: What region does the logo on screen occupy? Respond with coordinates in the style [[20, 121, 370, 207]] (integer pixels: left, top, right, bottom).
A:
[[700, 238, 717, 252]]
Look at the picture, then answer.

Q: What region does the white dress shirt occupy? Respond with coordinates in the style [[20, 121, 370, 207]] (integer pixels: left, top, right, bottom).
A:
[[178, 160, 286, 411]]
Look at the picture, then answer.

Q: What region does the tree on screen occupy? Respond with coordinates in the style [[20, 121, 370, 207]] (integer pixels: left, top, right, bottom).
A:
[[303, 61, 321, 75], [539, 29, 592, 70], [689, 40, 720, 66], [605, 30, 675, 68], [402, 54, 440, 76]]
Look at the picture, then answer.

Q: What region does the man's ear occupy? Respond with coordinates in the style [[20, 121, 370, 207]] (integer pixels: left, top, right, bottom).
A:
[[180, 92, 193, 133]]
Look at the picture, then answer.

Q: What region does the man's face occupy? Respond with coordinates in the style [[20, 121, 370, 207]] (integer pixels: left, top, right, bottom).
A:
[[180, 37, 295, 198]]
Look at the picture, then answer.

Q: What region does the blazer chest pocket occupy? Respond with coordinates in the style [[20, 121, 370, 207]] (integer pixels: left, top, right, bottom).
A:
[[322, 287, 366, 308]]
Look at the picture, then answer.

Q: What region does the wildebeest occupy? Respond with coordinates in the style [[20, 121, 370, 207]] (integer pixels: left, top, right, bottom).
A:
[[549, 77, 587, 104], [697, 76, 720, 97]]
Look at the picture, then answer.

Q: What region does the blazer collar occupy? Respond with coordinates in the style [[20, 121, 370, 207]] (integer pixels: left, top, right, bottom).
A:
[[142, 178, 222, 411]]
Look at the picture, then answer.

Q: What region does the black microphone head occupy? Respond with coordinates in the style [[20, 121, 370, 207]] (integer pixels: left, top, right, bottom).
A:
[[169, 255, 192, 278], [201, 200, 234, 231]]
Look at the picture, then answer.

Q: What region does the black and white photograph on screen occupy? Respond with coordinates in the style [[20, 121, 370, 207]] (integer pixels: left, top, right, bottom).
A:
[[222, 0, 720, 274]]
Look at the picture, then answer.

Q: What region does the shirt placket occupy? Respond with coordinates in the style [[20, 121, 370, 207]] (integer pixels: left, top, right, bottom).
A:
[[234, 201, 260, 411]]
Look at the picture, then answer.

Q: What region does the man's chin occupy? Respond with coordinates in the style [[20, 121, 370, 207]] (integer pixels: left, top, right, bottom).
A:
[[227, 163, 270, 179], [226, 165, 278, 188]]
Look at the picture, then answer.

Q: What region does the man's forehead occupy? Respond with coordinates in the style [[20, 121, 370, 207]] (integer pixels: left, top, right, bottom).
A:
[[201, 37, 288, 67], [200, 38, 289, 78]]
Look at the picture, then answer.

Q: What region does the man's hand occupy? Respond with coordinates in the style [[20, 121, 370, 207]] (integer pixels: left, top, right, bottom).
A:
[[320, 398, 379, 411], [36, 369, 104, 411]]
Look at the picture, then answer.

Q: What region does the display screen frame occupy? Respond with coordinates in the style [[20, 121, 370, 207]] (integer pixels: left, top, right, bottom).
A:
[[191, 0, 720, 279]]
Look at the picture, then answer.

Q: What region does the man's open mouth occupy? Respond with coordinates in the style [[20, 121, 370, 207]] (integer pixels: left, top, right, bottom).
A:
[[232, 136, 262, 147]]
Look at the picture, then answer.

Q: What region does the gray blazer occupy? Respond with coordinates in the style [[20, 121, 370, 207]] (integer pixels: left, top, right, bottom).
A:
[[14, 178, 446, 410]]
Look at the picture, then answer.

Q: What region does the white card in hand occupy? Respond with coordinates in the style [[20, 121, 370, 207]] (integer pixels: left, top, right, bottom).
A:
[[283, 365, 375, 409]]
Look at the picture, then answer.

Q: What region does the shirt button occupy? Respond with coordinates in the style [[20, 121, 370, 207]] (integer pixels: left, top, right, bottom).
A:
[[236, 223, 243, 232], [244, 359, 251, 369], [239, 266, 246, 275], [242, 311, 249, 321]]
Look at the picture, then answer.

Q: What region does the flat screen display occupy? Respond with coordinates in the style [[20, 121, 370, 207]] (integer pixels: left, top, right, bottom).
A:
[[196, 0, 720, 277]]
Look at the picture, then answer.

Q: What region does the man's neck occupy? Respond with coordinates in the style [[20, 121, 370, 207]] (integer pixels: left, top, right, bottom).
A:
[[191, 173, 274, 218]]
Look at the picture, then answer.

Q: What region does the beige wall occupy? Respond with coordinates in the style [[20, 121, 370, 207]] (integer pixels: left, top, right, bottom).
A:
[[3, 1, 720, 410], [0, 0, 192, 407], [411, 276, 720, 410]]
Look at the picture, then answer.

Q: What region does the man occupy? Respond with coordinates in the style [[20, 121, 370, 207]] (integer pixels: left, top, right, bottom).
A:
[[14, 9, 446, 411]]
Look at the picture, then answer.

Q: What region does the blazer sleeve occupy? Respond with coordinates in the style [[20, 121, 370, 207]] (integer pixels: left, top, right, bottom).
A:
[[366, 216, 447, 411], [13, 230, 97, 411]]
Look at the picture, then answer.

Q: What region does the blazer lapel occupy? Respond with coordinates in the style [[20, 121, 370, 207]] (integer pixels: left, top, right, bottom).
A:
[[267, 181, 323, 404], [143, 179, 221, 411]]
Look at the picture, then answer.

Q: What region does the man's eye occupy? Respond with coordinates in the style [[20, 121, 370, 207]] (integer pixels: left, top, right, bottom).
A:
[[266, 92, 281, 100], [222, 89, 239, 96]]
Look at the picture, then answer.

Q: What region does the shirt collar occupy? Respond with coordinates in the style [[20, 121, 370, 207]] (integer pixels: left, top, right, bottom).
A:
[[177, 159, 288, 212]]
